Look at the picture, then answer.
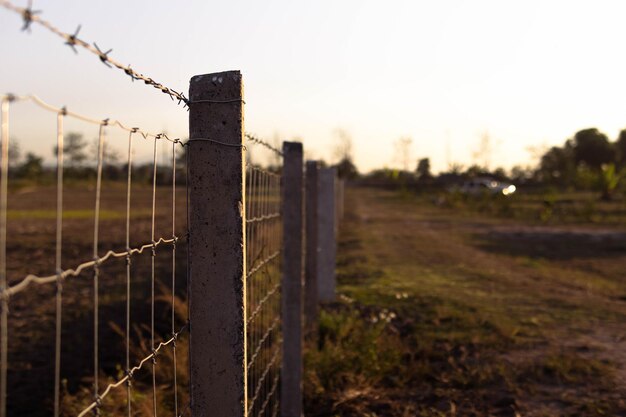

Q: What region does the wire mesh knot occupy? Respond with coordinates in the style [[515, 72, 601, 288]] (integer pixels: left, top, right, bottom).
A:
[[125, 368, 133, 383], [101, 118, 109, 126], [92, 257, 100, 272], [125, 253, 132, 267], [0, 289, 9, 305], [151, 348, 158, 364], [5, 93, 16, 103], [151, 242, 157, 257], [56, 268, 65, 286], [59, 106, 67, 116], [93, 394, 102, 414]]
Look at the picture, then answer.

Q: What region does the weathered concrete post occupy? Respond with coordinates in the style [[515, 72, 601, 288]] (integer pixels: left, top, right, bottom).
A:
[[281, 142, 304, 417], [188, 71, 246, 417], [317, 167, 337, 302], [304, 161, 319, 330]]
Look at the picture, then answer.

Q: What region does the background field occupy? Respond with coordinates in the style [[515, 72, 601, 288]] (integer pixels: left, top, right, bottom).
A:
[[4, 183, 188, 416], [304, 187, 626, 416]]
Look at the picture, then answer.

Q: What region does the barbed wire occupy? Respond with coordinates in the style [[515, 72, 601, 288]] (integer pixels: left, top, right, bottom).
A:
[[245, 133, 283, 157], [3, 95, 287, 157], [0, 0, 189, 106], [1, 94, 183, 145]]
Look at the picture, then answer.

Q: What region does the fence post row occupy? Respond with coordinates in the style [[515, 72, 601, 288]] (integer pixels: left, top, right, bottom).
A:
[[317, 167, 337, 302], [281, 142, 304, 417], [304, 161, 319, 332], [187, 70, 246, 417]]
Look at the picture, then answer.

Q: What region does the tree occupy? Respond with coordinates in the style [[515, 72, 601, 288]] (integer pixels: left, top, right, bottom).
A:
[[394, 137, 412, 172], [53, 132, 87, 169], [17, 152, 43, 180], [571, 128, 614, 170], [335, 157, 358, 179], [615, 129, 626, 167], [332, 128, 353, 163], [472, 130, 493, 169], [332, 129, 358, 179], [537, 143, 576, 185], [416, 157, 431, 179]]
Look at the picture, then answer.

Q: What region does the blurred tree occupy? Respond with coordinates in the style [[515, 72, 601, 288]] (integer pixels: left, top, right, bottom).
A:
[[572, 128, 614, 170], [615, 129, 626, 167], [416, 157, 431, 179], [17, 152, 43, 180], [332, 128, 353, 162], [510, 165, 533, 183], [472, 130, 493, 169], [538, 143, 576, 185], [332, 128, 358, 179], [599, 163, 624, 200], [53, 132, 87, 169], [394, 137, 412, 172]]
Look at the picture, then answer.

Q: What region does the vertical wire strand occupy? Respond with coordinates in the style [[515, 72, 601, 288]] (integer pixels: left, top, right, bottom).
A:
[[171, 141, 178, 417], [250, 167, 258, 411], [261, 171, 270, 417], [272, 172, 279, 415], [53, 111, 64, 417], [93, 122, 106, 415], [247, 165, 252, 412], [0, 98, 10, 417], [150, 137, 158, 417], [277, 172, 282, 416], [270, 173, 276, 416], [125, 130, 134, 417]]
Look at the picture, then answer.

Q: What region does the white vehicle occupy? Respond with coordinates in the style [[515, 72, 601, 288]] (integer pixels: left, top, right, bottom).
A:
[[456, 178, 516, 196]]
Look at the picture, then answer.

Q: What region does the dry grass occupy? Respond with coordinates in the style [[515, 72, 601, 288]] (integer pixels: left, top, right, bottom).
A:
[[304, 187, 626, 416]]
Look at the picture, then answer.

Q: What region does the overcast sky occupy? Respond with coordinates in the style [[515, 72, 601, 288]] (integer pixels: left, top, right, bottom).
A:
[[2, 0, 626, 172]]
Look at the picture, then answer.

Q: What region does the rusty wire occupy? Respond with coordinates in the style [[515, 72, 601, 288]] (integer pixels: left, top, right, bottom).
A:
[[0, 0, 189, 106]]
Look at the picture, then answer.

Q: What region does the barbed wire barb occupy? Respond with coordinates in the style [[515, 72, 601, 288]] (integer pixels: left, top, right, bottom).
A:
[[0, 0, 189, 105]]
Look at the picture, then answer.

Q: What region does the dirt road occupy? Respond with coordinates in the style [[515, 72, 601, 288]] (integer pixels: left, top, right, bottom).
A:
[[310, 187, 626, 416]]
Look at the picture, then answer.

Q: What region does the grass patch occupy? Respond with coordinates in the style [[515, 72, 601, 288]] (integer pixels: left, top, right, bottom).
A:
[[304, 187, 626, 416]]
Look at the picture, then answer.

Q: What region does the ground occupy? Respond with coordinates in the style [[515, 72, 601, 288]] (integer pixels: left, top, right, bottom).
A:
[[304, 187, 626, 416]]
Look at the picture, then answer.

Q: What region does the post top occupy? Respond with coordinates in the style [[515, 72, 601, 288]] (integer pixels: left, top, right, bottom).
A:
[[189, 70, 242, 102], [283, 141, 303, 154], [306, 160, 320, 168]]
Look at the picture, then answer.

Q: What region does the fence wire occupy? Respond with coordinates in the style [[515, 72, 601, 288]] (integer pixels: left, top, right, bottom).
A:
[[245, 146, 283, 417], [0, 94, 188, 417], [0, 0, 188, 106]]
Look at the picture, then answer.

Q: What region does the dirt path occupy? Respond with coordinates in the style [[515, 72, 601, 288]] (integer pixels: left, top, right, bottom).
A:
[[333, 187, 626, 415]]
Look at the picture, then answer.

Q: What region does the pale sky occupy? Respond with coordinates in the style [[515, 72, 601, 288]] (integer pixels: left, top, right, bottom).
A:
[[2, 0, 626, 173]]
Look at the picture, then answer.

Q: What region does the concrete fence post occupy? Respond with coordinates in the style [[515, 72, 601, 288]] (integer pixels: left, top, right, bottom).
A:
[[304, 161, 319, 331], [281, 142, 304, 417], [188, 70, 246, 417], [317, 167, 337, 302]]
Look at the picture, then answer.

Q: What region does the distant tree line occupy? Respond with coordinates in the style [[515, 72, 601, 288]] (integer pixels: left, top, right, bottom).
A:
[[8, 132, 183, 185], [353, 127, 626, 200]]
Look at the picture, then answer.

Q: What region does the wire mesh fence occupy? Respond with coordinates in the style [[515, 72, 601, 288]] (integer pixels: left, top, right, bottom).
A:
[[1, 2, 333, 414], [245, 146, 283, 417], [0, 94, 188, 417]]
